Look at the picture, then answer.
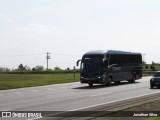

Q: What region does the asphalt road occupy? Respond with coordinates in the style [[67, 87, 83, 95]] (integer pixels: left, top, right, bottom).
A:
[[0, 76, 160, 118]]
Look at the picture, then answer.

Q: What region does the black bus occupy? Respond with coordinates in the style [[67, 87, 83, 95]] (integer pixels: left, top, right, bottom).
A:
[[77, 50, 142, 87]]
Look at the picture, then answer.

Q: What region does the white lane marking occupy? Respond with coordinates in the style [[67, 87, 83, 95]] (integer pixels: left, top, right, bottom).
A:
[[27, 117, 42, 120], [69, 91, 160, 111], [47, 91, 76, 97], [1, 109, 12, 111], [90, 92, 112, 97], [30, 90, 38, 92], [61, 87, 68, 89], [46, 88, 54, 90], [13, 92, 22, 94]]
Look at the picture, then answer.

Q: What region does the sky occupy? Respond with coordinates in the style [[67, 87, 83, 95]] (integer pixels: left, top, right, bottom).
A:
[[0, 0, 160, 70]]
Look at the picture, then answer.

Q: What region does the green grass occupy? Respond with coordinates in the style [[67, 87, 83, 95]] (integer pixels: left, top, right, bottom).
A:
[[147, 117, 160, 120], [0, 73, 80, 90]]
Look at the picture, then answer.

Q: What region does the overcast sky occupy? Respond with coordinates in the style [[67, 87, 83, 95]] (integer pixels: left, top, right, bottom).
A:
[[0, 0, 160, 69]]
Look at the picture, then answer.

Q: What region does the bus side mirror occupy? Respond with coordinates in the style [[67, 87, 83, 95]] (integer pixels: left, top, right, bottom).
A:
[[76, 59, 81, 66], [103, 59, 108, 66]]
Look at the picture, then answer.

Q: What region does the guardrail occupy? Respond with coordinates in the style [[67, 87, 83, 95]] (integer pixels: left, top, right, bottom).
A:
[[142, 70, 155, 76]]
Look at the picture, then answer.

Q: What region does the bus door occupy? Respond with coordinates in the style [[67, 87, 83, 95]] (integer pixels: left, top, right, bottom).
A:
[[109, 64, 121, 81]]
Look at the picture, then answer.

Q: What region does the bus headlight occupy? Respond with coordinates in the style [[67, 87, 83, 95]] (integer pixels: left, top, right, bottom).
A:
[[97, 76, 102, 79]]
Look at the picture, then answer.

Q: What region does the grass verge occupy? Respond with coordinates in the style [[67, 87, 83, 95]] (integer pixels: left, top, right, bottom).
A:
[[0, 73, 80, 90], [147, 117, 160, 120]]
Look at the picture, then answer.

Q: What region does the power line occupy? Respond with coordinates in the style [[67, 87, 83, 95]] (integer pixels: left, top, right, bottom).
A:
[[0, 52, 81, 57], [52, 62, 75, 64], [50, 52, 81, 57], [0, 53, 45, 57]]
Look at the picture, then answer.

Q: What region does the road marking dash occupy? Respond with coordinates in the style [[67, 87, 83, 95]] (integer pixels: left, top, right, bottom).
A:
[[90, 92, 112, 97]]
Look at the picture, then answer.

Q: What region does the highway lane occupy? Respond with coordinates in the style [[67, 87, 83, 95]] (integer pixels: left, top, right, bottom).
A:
[[0, 76, 160, 113]]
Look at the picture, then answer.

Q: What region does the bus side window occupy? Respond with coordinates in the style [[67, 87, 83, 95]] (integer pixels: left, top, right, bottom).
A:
[[80, 62, 84, 71]]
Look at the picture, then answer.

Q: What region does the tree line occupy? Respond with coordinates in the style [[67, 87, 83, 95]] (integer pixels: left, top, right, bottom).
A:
[[0, 64, 73, 72]]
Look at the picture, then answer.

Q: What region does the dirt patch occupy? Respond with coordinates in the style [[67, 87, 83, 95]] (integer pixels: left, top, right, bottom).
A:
[[93, 100, 160, 120]]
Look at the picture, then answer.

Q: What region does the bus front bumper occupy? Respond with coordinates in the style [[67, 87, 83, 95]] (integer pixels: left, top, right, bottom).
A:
[[80, 77, 103, 84]]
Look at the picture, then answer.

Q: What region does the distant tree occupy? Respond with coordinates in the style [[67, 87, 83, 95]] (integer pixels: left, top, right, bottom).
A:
[[145, 65, 148, 69], [67, 67, 70, 71], [0, 67, 5, 71], [0, 67, 10, 72], [24, 65, 31, 71], [54, 66, 61, 70], [35, 65, 44, 71], [32, 68, 36, 71], [5, 68, 10, 72], [18, 64, 31, 71], [18, 64, 25, 71], [150, 66, 155, 71]]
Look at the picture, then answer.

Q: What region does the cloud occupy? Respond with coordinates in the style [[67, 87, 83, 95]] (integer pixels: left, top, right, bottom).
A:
[[50, 26, 56, 30], [0, 13, 15, 24], [16, 23, 56, 34], [7, 19, 14, 23]]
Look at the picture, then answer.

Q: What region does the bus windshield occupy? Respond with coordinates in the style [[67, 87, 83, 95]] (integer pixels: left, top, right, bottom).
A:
[[81, 56, 103, 75]]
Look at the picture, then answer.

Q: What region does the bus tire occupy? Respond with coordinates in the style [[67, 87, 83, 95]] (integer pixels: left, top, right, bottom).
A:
[[88, 83, 93, 87], [150, 84, 154, 89], [129, 74, 136, 83], [115, 81, 120, 85], [106, 76, 112, 86]]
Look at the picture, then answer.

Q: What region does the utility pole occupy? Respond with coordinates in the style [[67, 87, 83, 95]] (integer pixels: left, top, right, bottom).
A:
[[143, 53, 146, 64], [73, 66, 76, 80], [46, 52, 51, 70]]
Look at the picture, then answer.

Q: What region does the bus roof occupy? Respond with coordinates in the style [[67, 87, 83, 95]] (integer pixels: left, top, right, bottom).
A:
[[84, 50, 141, 56]]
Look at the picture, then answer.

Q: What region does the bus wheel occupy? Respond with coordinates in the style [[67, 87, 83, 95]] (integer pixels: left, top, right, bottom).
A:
[[106, 77, 112, 86], [129, 75, 136, 83], [88, 83, 93, 87], [115, 81, 120, 85]]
